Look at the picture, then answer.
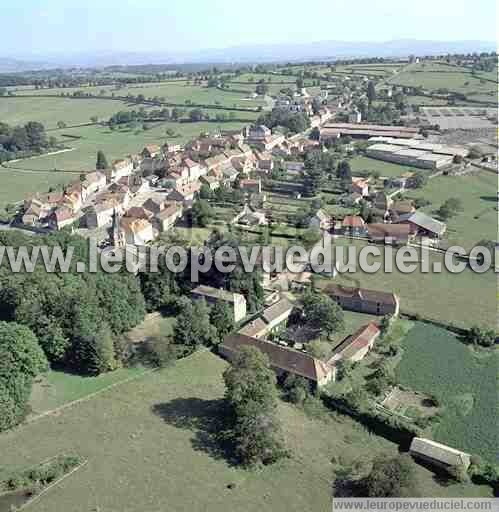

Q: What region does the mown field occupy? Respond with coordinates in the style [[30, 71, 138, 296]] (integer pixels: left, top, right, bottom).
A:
[[13, 80, 265, 109], [0, 167, 78, 207], [406, 171, 497, 251], [387, 61, 498, 96], [349, 155, 419, 178], [396, 322, 498, 463], [0, 96, 148, 129], [0, 350, 490, 512]]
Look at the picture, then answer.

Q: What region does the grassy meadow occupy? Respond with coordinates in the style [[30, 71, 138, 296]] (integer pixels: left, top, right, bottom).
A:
[[387, 61, 498, 96], [406, 171, 497, 250], [317, 239, 496, 329], [0, 96, 148, 129], [348, 155, 419, 178], [0, 350, 491, 512]]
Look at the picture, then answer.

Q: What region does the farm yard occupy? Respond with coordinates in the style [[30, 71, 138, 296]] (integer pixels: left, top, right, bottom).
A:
[[396, 322, 499, 464], [0, 351, 490, 512]]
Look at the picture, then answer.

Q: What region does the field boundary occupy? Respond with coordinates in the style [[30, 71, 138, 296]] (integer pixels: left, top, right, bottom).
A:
[[18, 459, 89, 511]]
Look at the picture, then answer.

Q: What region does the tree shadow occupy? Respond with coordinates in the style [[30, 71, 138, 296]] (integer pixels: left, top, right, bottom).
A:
[[480, 196, 497, 203], [151, 398, 238, 466]]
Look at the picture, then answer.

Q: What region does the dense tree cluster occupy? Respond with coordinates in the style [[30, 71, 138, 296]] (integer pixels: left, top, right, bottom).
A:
[[0, 121, 56, 162], [257, 107, 310, 134], [0, 231, 146, 376], [0, 321, 48, 431], [223, 346, 287, 466]]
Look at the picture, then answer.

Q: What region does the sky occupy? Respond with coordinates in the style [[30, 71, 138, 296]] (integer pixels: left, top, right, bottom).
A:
[[2, 0, 497, 58]]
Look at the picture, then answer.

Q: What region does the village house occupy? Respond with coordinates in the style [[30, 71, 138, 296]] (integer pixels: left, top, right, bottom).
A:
[[409, 438, 471, 473], [22, 200, 46, 226], [124, 206, 153, 221], [120, 217, 155, 246], [341, 215, 367, 237], [82, 171, 107, 198], [85, 201, 118, 229], [219, 334, 335, 388], [141, 156, 168, 176], [142, 197, 165, 216], [154, 203, 183, 232], [191, 285, 247, 323], [389, 200, 416, 219], [328, 322, 380, 364], [62, 190, 83, 212], [49, 206, 76, 231], [166, 182, 200, 205], [367, 223, 412, 245], [106, 158, 134, 183], [162, 170, 189, 191], [183, 158, 205, 182], [246, 125, 271, 142], [141, 144, 161, 159], [324, 284, 400, 316], [254, 151, 274, 173], [238, 297, 293, 338], [221, 166, 239, 187], [25, 191, 64, 211]]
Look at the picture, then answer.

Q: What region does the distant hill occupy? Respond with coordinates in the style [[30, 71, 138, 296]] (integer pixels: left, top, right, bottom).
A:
[[0, 57, 52, 73], [2, 39, 496, 72], [187, 39, 497, 63]]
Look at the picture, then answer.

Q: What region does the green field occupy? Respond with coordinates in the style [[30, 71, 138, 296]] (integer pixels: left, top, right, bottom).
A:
[[387, 61, 498, 96], [0, 96, 147, 129], [407, 171, 497, 251], [317, 239, 496, 329], [0, 350, 490, 511], [0, 117, 255, 207], [0, 167, 78, 207], [28, 366, 147, 417], [14, 81, 265, 109], [396, 322, 498, 463], [349, 155, 419, 178]]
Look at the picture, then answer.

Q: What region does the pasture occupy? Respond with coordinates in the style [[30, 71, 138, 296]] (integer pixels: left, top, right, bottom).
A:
[[0, 96, 146, 129], [0, 167, 77, 208], [387, 61, 498, 96], [396, 322, 498, 463], [406, 170, 497, 250], [1, 117, 254, 205], [317, 239, 496, 329], [348, 155, 419, 178], [0, 350, 490, 512], [14, 81, 265, 109]]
